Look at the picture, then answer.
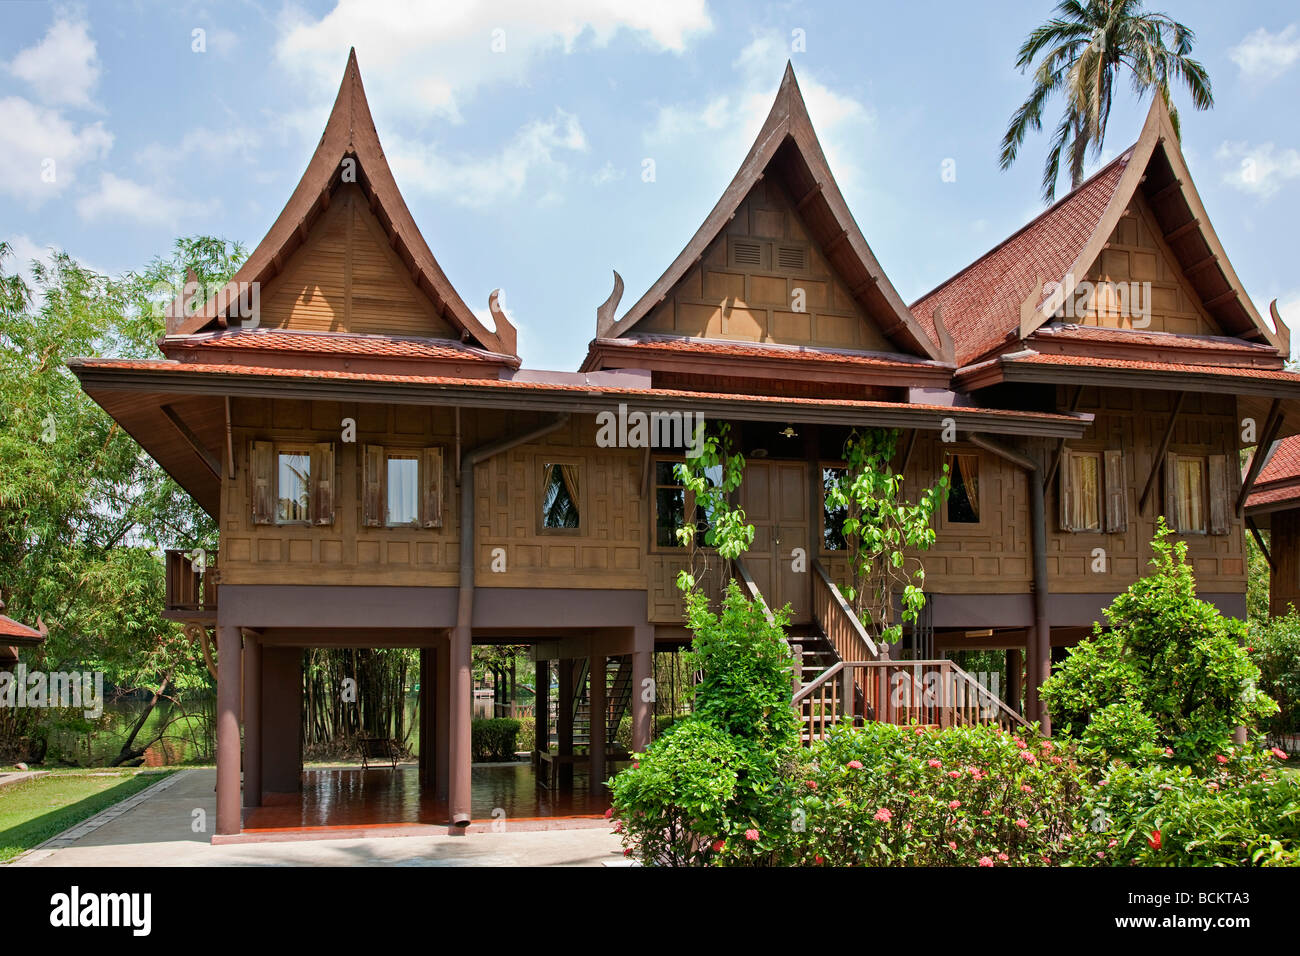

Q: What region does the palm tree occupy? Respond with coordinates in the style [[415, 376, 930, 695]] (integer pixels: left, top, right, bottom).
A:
[[1000, 0, 1213, 202]]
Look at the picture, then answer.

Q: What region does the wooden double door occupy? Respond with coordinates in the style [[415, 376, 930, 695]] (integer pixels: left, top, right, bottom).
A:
[[739, 460, 811, 623]]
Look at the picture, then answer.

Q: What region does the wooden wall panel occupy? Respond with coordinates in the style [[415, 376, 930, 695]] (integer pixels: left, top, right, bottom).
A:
[[1270, 510, 1300, 616], [634, 176, 898, 352], [1074, 192, 1221, 335], [256, 184, 458, 339]]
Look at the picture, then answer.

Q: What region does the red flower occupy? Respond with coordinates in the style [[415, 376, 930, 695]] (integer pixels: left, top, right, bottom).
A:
[[847, 760, 863, 770], [624, 848, 632, 856], [948, 770, 962, 778], [805, 780, 818, 790], [1147, 830, 1161, 850], [712, 839, 725, 852], [1215, 754, 1229, 764], [873, 808, 893, 823], [814, 855, 824, 865], [744, 829, 760, 842], [978, 856, 994, 867], [997, 852, 1009, 861], [633, 762, 640, 769], [1271, 747, 1289, 760], [947, 841, 957, 850], [604, 808, 613, 818], [928, 759, 943, 768], [949, 800, 962, 810], [1014, 818, 1029, 829]]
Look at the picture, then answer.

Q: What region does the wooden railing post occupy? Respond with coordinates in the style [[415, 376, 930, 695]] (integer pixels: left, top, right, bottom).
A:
[[840, 666, 853, 726]]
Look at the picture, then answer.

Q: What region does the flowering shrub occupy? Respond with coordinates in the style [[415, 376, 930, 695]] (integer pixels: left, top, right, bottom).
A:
[[1075, 745, 1300, 866], [1041, 522, 1276, 761], [1078, 703, 1161, 763], [790, 722, 1091, 866]]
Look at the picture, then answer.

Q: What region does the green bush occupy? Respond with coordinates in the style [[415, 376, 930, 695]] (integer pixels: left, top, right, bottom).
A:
[[610, 582, 799, 866], [1075, 746, 1300, 866], [791, 722, 1090, 867], [471, 718, 520, 762], [515, 716, 535, 754], [1078, 703, 1161, 763], [1042, 521, 1276, 760], [1250, 612, 1300, 738]]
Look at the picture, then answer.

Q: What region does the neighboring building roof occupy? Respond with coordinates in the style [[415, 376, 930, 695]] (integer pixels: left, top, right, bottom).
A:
[[167, 49, 514, 356], [0, 601, 45, 647], [1029, 323, 1281, 360], [957, 349, 1300, 392], [914, 95, 1289, 367], [1258, 435, 1300, 485], [605, 63, 942, 362]]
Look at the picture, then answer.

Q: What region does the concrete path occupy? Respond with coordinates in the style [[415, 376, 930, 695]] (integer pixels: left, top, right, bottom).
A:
[[8, 769, 625, 867], [0, 770, 47, 789]]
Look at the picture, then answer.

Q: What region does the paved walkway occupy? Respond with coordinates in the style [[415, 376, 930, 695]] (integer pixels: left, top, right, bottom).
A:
[[9, 769, 626, 867]]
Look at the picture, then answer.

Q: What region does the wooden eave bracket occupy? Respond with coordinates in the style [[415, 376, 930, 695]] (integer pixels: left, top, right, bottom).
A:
[[1270, 300, 1292, 357], [931, 305, 956, 365], [1237, 399, 1285, 517], [1137, 392, 1185, 515], [161, 403, 222, 479]]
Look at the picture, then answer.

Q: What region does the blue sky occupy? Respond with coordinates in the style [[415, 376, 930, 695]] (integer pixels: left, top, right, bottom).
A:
[[3, 1, 1300, 369]]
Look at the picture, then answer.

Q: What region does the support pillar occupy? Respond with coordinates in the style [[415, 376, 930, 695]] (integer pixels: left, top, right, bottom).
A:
[[557, 657, 574, 790], [215, 625, 242, 837], [241, 635, 262, 808], [1027, 470, 1052, 736], [631, 625, 653, 753], [589, 654, 606, 788], [418, 648, 430, 787], [535, 658, 550, 758], [1006, 647, 1023, 715], [446, 632, 464, 815]]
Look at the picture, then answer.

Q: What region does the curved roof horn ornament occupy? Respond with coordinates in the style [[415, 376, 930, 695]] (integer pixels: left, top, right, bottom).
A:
[[596, 270, 624, 339], [487, 289, 518, 359], [1270, 299, 1292, 359]]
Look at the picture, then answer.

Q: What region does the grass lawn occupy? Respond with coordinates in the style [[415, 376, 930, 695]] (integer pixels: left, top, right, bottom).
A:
[[0, 769, 174, 863]]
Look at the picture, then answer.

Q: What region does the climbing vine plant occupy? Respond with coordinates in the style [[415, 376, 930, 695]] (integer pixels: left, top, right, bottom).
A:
[[673, 422, 753, 597], [825, 429, 950, 646]]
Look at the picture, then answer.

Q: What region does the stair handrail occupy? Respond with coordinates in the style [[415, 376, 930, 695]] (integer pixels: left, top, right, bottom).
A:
[[810, 559, 879, 663], [792, 659, 1031, 730], [730, 557, 775, 625]]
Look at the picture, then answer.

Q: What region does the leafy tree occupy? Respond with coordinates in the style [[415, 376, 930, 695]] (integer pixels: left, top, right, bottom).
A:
[[1041, 520, 1276, 760], [1000, 0, 1213, 201], [825, 429, 948, 646], [1249, 611, 1300, 739], [0, 237, 242, 763]]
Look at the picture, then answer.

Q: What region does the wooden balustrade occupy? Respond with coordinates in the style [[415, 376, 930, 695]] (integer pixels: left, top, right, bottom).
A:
[[810, 559, 877, 665], [730, 557, 775, 624], [164, 549, 217, 622], [793, 659, 1030, 743]]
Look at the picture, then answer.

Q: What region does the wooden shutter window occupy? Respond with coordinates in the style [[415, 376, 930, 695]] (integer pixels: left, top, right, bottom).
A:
[[1208, 454, 1230, 535], [1103, 449, 1127, 533], [421, 446, 444, 528], [310, 442, 335, 526], [362, 444, 384, 528], [251, 440, 274, 525], [1059, 448, 1075, 532]]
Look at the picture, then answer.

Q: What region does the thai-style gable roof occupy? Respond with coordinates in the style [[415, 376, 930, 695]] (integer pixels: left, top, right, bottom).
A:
[[604, 63, 942, 363], [913, 95, 1289, 368], [167, 49, 515, 356]]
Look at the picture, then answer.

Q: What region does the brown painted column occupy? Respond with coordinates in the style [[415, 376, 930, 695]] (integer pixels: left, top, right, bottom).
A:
[[1026, 470, 1052, 736], [589, 653, 606, 788], [534, 658, 549, 759], [215, 625, 242, 836], [435, 635, 451, 802], [557, 657, 574, 790], [417, 648, 430, 787], [449, 624, 472, 824], [241, 634, 262, 808], [631, 624, 653, 753], [1006, 647, 1023, 715]]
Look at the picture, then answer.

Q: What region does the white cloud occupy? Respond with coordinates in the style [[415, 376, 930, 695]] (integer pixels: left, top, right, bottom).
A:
[[1217, 141, 1300, 198], [0, 95, 112, 202], [75, 173, 214, 226], [388, 108, 588, 206], [643, 32, 874, 186], [275, 0, 712, 124], [1229, 25, 1300, 81], [7, 14, 102, 109]]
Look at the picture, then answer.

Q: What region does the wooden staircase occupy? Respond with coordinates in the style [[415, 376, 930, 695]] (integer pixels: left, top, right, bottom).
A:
[[570, 656, 633, 749], [732, 556, 1031, 742]]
